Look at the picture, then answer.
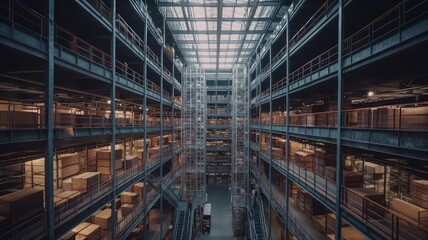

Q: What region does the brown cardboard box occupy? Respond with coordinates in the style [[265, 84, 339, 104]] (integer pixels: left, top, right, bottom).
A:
[[71, 172, 100, 192], [121, 192, 139, 204]]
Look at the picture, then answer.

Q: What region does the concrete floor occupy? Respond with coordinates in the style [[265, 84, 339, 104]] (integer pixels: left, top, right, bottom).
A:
[[199, 184, 234, 240]]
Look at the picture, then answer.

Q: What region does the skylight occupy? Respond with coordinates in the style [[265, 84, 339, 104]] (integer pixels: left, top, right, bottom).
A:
[[157, 0, 282, 71]]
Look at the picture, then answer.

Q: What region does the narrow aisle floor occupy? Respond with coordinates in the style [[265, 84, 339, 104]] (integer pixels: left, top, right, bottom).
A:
[[200, 184, 234, 240]]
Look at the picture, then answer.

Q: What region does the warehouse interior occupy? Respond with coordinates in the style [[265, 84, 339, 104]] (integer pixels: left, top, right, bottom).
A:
[[0, 0, 427, 239]]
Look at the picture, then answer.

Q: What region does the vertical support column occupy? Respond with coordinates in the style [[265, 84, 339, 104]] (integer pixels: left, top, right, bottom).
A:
[[284, 11, 291, 240], [171, 55, 175, 179], [246, 65, 251, 197], [159, 15, 165, 240], [182, 65, 206, 206], [110, 0, 117, 237], [335, 0, 344, 239], [257, 50, 262, 172], [231, 64, 249, 237], [45, 0, 54, 238], [142, 1, 149, 238], [268, 47, 273, 240]]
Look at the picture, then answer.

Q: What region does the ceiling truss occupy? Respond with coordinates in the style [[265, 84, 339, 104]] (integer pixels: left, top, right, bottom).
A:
[[157, 0, 284, 71]]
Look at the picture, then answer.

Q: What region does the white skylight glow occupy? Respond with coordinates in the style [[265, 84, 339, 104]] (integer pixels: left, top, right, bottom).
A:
[[158, 0, 281, 70]]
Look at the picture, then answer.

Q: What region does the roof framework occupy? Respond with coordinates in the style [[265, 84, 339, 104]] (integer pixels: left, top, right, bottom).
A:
[[157, 0, 283, 71]]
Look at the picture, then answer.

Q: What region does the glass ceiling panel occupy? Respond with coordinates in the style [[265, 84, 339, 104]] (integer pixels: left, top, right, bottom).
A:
[[158, 0, 281, 71]]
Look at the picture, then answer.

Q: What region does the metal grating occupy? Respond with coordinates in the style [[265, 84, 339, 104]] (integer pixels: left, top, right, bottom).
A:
[[181, 65, 207, 206], [231, 64, 249, 197]]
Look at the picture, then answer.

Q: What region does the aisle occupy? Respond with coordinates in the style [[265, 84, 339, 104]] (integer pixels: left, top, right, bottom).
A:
[[200, 184, 234, 240]]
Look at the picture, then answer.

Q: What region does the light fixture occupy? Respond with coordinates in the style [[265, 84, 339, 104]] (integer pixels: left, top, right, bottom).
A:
[[368, 91, 375, 97], [107, 100, 111, 104]]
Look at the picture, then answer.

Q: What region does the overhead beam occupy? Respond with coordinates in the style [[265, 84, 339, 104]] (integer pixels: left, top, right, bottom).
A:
[[158, 1, 282, 7], [179, 48, 253, 52], [175, 39, 259, 44], [171, 29, 267, 34], [166, 17, 273, 21], [216, 0, 223, 73], [181, 53, 252, 58]]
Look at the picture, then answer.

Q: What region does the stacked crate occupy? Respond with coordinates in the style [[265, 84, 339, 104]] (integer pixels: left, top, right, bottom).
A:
[[59, 153, 81, 179], [54, 191, 81, 215], [272, 111, 285, 125], [325, 167, 363, 187], [121, 192, 139, 204], [390, 197, 428, 225], [327, 227, 368, 240], [105, 198, 121, 209], [411, 180, 428, 209], [70, 222, 101, 240], [0, 189, 44, 223], [359, 162, 389, 193], [91, 208, 118, 230], [123, 155, 139, 170], [313, 148, 335, 176], [133, 182, 145, 199], [294, 149, 314, 170], [71, 172, 100, 192], [96, 149, 123, 176], [25, 153, 80, 189]]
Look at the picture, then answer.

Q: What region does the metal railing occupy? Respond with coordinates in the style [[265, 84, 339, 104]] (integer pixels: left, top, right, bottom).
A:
[[55, 180, 113, 226], [1, 1, 174, 102], [0, 101, 176, 129], [251, 0, 428, 103], [251, 103, 428, 131], [0, 210, 47, 240], [87, 0, 112, 20], [342, 0, 428, 57], [342, 187, 428, 240], [289, 0, 337, 48], [116, 189, 159, 237], [257, 192, 268, 240], [251, 162, 315, 240], [253, 145, 428, 240]]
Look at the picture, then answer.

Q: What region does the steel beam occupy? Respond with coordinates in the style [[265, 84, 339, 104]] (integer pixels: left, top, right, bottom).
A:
[[335, 1, 343, 239], [158, 1, 282, 7], [166, 17, 273, 21], [171, 29, 267, 34], [45, 0, 55, 239], [110, 0, 117, 238]]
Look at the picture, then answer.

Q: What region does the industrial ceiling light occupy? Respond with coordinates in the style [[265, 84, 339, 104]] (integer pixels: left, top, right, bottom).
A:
[[107, 100, 111, 104], [367, 91, 375, 97]]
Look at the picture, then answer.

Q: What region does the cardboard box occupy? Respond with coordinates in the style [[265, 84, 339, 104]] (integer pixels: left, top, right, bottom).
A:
[[75, 223, 101, 240], [72, 172, 100, 192], [121, 192, 139, 204]]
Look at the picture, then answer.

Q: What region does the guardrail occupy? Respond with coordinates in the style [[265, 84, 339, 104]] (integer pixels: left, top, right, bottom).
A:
[[253, 146, 428, 240], [0, 102, 176, 129], [250, 103, 428, 131], [251, 0, 428, 101]]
